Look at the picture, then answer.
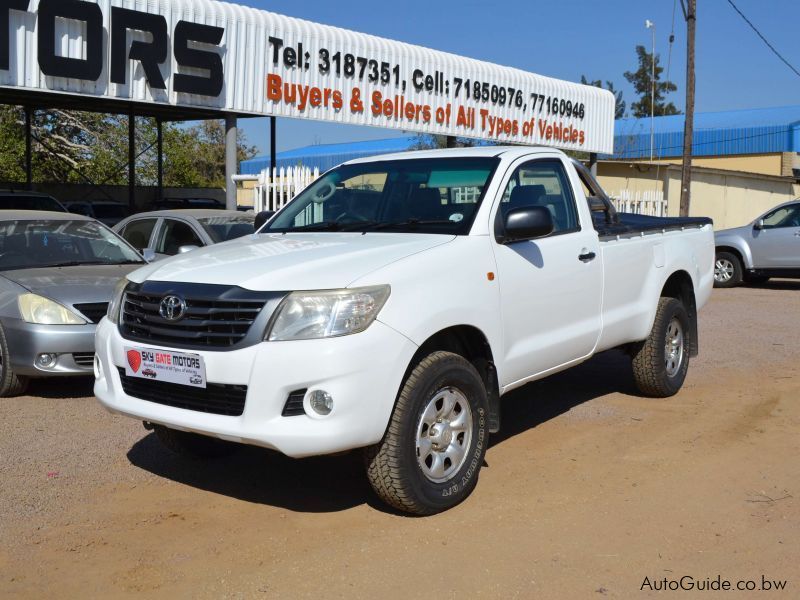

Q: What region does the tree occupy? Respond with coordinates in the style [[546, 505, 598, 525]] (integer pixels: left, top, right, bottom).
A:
[[0, 109, 258, 190], [411, 134, 477, 150], [624, 45, 680, 118], [580, 76, 626, 119]]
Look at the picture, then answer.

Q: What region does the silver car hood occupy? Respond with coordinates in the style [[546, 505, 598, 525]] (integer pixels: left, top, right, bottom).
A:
[[0, 264, 142, 306]]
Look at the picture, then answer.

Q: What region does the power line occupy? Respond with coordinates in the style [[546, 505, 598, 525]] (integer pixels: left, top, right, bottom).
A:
[[725, 0, 800, 79]]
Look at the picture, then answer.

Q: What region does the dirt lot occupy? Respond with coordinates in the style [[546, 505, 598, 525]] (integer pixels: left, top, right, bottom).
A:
[[1, 282, 798, 599]]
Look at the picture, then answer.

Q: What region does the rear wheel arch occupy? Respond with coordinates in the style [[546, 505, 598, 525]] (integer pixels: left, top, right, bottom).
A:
[[660, 270, 699, 357]]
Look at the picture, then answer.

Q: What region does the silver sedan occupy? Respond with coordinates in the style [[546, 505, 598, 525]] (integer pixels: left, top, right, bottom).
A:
[[0, 211, 144, 396], [113, 209, 255, 261]]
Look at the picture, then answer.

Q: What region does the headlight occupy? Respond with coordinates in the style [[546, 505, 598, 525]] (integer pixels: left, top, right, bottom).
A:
[[267, 286, 391, 341], [18, 294, 87, 325], [106, 278, 129, 324]]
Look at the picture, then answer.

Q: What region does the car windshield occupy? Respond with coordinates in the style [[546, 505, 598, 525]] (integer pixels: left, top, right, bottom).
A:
[[198, 215, 256, 242], [93, 205, 129, 219], [1, 195, 65, 212], [0, 219, 143, 271], [264, 157, 499, 235]]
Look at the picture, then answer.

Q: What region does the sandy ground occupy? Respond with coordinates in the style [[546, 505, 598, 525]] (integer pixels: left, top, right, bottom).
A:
[[1, 282, 798, 599]]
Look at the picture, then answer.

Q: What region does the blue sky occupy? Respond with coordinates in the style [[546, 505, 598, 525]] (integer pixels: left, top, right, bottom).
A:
[[230, 0, 800, 155]]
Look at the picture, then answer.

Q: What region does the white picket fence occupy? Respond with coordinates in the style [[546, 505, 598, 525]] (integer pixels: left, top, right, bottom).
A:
[[609, 189, 667, 217], [253, 166, 320, 213]]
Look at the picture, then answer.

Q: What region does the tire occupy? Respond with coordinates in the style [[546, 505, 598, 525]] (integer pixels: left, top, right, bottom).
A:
[[632, 297, 691, 398], [364, 351, 489, 515], [714, 251, 742, 288], [0, 323, 29, 398], [153, 425, 238, 459]]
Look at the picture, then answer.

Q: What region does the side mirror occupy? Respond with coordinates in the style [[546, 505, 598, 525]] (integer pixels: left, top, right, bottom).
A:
[[178, 245, 200, 254], [141, 248, 156, 262], [499, 206, 554, 244], [254, 210, 276, 230], [754, 219, 765, 230]]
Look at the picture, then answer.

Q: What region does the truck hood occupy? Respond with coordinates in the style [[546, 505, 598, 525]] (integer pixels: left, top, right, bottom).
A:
[[127, 232, 455, 290], [0, 264, 143, 305]]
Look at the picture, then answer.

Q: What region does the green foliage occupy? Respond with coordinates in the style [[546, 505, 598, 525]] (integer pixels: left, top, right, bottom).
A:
[[580, 76, 626, 120], [624, 45, 680, 118], [0, 109, 258, 189], [411, 134, 478, 150]]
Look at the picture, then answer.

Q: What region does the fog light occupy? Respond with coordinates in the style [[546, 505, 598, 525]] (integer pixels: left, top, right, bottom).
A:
[[36, 353, 57, 369], [308, 390, 334, 416]]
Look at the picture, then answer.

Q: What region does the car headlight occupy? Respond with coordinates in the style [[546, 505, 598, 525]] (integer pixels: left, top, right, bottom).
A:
[[18, 294, 87, 325], [267, 286, 391, 341], [106, 278, 129, 324]]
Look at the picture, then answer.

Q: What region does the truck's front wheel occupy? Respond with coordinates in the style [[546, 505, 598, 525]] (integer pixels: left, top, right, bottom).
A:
[[364, 351, 489, 515], [631, 297, 690, 397]]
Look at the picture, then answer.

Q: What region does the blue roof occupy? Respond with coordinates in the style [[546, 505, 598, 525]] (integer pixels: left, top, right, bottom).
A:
[[611, 105, 800, 160], [240, 136, 418, 174]]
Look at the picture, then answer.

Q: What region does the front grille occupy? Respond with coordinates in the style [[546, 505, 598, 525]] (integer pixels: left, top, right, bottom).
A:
[[117, 368, 247, 416], [282, 389, 308, 417], [74, 302, 109, 324], [119, 283, 279, 350], [72, 352, 95, 367]]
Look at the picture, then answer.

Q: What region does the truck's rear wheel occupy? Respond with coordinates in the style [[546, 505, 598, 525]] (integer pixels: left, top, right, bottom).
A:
[[631, 297, 690, 397], [714, 251, 742, 288], [0, 324, 29, 398], [153, 425, 238, 459], [364, 351, 489, 515]]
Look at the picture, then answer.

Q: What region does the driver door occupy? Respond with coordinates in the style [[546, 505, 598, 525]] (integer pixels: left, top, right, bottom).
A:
[[491, 158, 603, 387], [750, 202, 800, 269]]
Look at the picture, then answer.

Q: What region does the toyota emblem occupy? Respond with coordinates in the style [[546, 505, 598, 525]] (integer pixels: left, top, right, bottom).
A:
[[159, 295, 187, 321]]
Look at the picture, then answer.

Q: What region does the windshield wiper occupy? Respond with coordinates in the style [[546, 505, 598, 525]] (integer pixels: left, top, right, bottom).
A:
[[361, 219, 457, 231], [41, 260, 143, 268], [278, 221, 342, 232]]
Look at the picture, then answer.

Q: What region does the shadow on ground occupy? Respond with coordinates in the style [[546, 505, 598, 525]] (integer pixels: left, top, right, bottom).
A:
[[27, 376, 95, 399], [749, 279, 800, 291], [127, 350, 638, 513]]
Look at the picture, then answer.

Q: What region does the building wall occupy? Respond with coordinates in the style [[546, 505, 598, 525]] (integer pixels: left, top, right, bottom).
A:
[[598, 162, 799, 230], [626, 153, 790, 177]]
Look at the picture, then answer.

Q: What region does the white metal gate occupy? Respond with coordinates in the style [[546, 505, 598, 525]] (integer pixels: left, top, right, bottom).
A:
[[609, 189, 667, 217], [254, 166, 320, 213]]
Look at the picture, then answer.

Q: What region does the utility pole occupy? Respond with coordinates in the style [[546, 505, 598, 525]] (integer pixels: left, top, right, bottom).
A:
[[679, 0, 696, 217], [645, 20, 656, 162]]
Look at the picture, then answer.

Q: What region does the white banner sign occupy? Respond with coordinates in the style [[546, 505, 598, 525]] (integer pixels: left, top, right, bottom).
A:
[[0, 0, 615, 152]]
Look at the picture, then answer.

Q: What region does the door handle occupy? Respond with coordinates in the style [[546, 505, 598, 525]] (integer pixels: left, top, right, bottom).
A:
[[578, 251, 597, 263]]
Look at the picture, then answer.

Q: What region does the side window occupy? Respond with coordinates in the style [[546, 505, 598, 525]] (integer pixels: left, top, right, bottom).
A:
[[762, 204, 800, 229], [155, 220, 204, 255], [121, 219, 156, 251], [500, 160, 579, 234]]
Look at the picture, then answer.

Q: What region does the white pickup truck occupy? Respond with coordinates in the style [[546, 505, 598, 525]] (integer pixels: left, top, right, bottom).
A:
[[95, 147, 714, 514]]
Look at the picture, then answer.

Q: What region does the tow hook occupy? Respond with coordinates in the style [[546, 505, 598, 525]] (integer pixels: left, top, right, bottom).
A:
[[142, 421, 154, 431]]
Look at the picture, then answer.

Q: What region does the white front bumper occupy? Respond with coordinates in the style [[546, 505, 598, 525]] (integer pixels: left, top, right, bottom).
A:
[[94, 318, 418, 458]]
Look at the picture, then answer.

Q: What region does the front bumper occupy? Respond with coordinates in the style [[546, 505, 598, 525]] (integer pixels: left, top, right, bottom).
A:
[[3, 317, 97, 377], [94, 318, 418, 458]]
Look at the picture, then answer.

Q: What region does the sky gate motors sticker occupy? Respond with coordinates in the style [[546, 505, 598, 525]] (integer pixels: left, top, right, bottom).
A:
[[125, 347, 207, 389]]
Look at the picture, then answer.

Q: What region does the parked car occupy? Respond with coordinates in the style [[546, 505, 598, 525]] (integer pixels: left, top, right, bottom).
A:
[[65, 201, 131, 227], [714, 199, 800, 287], [0, 191, 67, 212], [113, 210, 256, 260], [0, 211, 145, 396], [95, 147, 714, 515], [152, 197, 225, 211]]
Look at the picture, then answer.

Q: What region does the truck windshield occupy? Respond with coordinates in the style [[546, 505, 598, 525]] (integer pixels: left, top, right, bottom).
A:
[[265, 157, 499, 235], [0, 219, 143, 271]]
